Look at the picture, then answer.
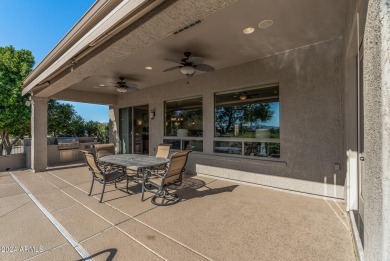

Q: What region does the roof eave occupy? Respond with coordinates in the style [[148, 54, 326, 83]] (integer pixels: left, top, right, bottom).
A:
[[23, 0, 163, 96]]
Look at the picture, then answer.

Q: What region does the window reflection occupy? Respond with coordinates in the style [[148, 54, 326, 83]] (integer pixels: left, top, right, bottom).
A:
[[215, 86, 279, 139], [162, 139, 181, 150], [165, 97, 203, 137], [244, 142, 280, 158], [183, 140, 203, 152], [214, 85, 280, 158], [214, 141, 242, 155]]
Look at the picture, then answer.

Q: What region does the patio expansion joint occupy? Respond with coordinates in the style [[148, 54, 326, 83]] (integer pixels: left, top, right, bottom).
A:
[[0, 201, 32, 219], [0, 192, 29, 200], [50, 203, 82, 214], [23, 242, 69, 261], [40, 171, 168, 261], [47, 170, 213, 261], [323, 198, 350, 231], [78, 226, 115, 244], [7, 171, 91, 261]]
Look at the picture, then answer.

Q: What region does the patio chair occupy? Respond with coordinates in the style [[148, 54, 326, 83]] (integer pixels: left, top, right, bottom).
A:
[[141, 150, 191, 206], [155, 143, 172, 158], [127, 143, 172, 180], [94, 143, 117, 171], [94, 143, 115, 157], [152, 143, 172, 172], [80, 150, 129, 203]]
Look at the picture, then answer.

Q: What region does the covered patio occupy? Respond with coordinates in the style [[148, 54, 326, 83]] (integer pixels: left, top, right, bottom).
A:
[[18, 0, 390, 259], [1, 167, 355, 260]]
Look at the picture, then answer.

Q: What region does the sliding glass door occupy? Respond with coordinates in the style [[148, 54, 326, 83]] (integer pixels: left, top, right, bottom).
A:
[[119, 105, 149, 154]]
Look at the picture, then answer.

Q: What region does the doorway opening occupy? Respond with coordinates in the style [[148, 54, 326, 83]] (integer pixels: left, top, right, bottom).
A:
[[119, 105, 149, 155]]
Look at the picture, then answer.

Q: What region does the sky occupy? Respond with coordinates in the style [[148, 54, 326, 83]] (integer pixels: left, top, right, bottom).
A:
[[0, 0, 109, 123]]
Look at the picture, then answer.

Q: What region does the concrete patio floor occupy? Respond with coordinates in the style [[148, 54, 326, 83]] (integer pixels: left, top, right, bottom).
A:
[[0, 164, 356, 260]]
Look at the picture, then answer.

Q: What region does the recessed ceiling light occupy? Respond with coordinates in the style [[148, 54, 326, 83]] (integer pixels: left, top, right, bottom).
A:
[[243, 27, 255, 34], [145, 66, 153, 70], [99, 84, 105, 87], [258, 20, 273, 29]]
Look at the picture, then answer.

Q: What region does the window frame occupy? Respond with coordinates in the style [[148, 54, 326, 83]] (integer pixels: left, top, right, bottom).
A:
[[163, 95, 204, 152], [213, 84, 280, 158]]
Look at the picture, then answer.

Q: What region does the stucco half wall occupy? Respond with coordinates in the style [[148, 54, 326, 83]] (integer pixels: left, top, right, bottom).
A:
[[0, 154, 26, 172], [116, 38, 344, 198]]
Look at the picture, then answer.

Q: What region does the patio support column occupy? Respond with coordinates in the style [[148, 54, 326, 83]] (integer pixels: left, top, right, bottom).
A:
[[109, 106, 120, 154], [363, 0, 390, 259], [31, 96, 48, 172]]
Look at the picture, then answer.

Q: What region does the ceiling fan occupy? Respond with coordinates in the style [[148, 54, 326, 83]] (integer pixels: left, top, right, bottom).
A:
[[237, 92, 259, 100], [110, 77, 139, 93], [163, 52, 215, 83]]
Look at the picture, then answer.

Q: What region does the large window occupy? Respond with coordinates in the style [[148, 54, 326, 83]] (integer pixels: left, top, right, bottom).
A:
[[164, 96, 203, 152], [214, 85, 280, 158]]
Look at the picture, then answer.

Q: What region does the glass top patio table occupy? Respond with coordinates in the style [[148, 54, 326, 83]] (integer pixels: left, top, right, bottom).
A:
[[98, 154, 169, 168]]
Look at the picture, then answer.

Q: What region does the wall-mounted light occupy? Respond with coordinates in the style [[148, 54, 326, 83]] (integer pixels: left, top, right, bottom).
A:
[[149, 109, 155, 119], [25, 96, 32, 107]]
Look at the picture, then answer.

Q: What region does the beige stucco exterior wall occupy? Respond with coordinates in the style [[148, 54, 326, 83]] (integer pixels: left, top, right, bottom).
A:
[[362, 0, 390, 259], [118, 38, 345, 198], [0, 154, 26, 171]]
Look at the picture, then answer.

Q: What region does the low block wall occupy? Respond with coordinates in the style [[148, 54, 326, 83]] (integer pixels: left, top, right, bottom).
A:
[[0, 154, 26, 171]]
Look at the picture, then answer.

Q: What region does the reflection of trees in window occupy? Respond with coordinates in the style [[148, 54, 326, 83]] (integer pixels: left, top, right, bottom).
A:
[[215, 103, 273, 136], [215, 103, 274, 135], [214, 86, 280, 158], [215, 85, 280, 139]]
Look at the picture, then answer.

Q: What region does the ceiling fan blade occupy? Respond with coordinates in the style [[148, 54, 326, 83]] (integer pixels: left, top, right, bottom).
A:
[[164, 58, 182, 64], [127, 83, 138, 89], [163, 66, 182, 72], [127, 86, 139, 92], [187, 56, 203, 65], [195, 64, 215, 72]]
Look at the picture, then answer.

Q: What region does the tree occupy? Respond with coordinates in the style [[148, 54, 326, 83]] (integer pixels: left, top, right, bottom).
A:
[[96, 122, 109, 143], [48, 100, 85, 137], [0, 46, 34, 155], [84, 120, 99, 137], [84, 120, 109, 142], [215, 103, 274, 136]]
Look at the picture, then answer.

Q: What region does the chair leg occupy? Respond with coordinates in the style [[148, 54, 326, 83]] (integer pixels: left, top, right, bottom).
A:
[[100, 181, 106, 203], [126, 175, 129, 193], [141, 182, 145, 201], [114, 180, 117, 188], [89, 179, 94, 196]]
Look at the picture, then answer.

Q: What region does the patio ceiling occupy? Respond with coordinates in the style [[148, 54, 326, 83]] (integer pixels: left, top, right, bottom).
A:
[[30, 0, 348, 98]]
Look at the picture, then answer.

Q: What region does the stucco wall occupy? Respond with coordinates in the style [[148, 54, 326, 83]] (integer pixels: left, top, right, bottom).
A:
[[118, 38, 345, 198], [0, 154, 26, 171], [363, 0, 390, 259]]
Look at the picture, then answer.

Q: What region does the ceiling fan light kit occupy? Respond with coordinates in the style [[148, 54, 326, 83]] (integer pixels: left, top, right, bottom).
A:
[[116, 86, 128, 93], [180, 66, 195, 76], [113, 76, 138, 93], [239, 93, 248, 100], [163, 51, 215, 83]]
